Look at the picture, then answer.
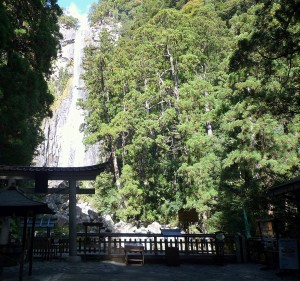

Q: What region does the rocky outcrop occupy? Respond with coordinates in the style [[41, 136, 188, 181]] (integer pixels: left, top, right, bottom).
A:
[[55, 24, 76, 72], [34, 23, 76, 167], [88, 18, 121, 45], [44, 192, 163, 234]]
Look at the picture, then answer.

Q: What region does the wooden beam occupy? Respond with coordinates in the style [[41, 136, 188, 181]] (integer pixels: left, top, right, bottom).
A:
[[47, 188, 95, 194], [35, 172, 48, 193], [0, 163, 109, 180], [20, 187, 95, 194], [268, 177, 300, 196]]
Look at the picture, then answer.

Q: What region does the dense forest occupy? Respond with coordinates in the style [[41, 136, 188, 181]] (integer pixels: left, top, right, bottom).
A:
[[81, 0, 300, 235], [0, 0, 299, 236]]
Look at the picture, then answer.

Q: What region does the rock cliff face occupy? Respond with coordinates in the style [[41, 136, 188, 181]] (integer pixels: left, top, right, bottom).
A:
[[34, 20, 91, 167], [34, 18, 120, 168]]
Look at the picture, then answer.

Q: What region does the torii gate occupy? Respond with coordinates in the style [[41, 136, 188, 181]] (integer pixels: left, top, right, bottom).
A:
[[0, 163, 109, 260]]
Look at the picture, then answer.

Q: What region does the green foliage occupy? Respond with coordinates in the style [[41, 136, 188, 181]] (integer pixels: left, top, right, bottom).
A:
[[118, 165, 143, 220], [92, 172, 119, 216], [0, 53, 54, 164], [59, 14, 79, 29], [0, 2, 12, 50], [83, 0, 236, 227], [217, 0, 300, 236], [49, 66, 72, 98], [0, 0, 62, 165]]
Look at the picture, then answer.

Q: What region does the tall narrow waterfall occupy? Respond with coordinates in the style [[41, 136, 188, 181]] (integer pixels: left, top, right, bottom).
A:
[[58, 18, 88, 167], [34, 16, 100, 167]]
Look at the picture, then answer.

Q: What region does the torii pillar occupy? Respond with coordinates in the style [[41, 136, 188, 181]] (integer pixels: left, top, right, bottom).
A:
[[69, 179, 77, 258], [51, 178, 102, 260]]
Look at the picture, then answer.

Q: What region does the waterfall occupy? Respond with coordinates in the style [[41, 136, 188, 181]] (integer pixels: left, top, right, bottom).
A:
[[33, 16, 122, 168], [34, 16, 100, 168], [58, 17, 88, 167]]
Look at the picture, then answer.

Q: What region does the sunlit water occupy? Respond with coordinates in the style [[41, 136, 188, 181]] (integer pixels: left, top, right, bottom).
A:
[[33, 15, 101, 168], [57, 16, 97, 167]]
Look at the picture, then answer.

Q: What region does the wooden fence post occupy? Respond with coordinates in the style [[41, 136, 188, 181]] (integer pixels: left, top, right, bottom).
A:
[[154, 236, 158, 255], [108, 236, 112, 257], [235, 234, 243, 263]]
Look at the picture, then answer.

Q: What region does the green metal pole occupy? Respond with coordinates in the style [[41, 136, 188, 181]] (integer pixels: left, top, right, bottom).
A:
[[243, 208, 251, 238]]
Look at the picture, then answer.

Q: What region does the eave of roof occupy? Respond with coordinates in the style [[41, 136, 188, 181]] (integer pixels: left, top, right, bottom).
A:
[[0, 187, 54, 216], [0, 162, 110, 180], [268, 176, 300, 196]]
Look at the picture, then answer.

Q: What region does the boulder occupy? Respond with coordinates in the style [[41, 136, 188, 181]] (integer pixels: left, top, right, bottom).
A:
[[147, 221, 161, 234], [88, 209, 99, 221]]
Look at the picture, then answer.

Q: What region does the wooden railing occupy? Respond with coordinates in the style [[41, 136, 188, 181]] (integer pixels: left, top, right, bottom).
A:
[[32, 233, 243, 262], [77, 232, 241, 262], [32, 237, 69, 260]]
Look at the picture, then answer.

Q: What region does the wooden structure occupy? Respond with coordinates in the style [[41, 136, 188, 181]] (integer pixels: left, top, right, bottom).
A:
[[0, 185, 53, 280], [73, 232, 243, 263], [243, 177, 300, 267], [178, 208, 198, 233], [268, 176, 300, 238], [124, 243, 144, 265], [82, 222, 105, 260], [0, 163, 109, 262], [268, 176, 300, 197]]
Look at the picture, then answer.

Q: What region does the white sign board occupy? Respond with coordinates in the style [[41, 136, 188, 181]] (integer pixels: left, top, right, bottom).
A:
[[278, 239, 299, 270]]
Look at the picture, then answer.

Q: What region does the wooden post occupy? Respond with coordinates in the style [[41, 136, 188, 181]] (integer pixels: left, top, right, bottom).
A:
[[108, 236, 112, 256], [84, 224, 87, 261], [241, 235, 247, 262], [28, 215, 36, 276], [0, 217, 10, 245], [154, 236, 158, 255], [235, 234, 242, 263], [19, 214, 28, 281], [185, 236, 189, 255], [69, 179, 77, 257]]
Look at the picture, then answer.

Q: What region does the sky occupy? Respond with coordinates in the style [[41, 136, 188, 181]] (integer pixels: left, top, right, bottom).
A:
[[57, 0, 97, 19]]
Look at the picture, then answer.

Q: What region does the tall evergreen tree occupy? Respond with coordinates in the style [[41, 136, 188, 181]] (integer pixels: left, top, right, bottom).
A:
[[82, 0, 300, 233], [83, 0, 233, 227], [0, 0, 62, 165], [218, 0, 300, 235]]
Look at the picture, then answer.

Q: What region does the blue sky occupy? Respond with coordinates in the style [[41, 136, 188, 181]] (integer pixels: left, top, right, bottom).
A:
[[57, 0, 97, 17]]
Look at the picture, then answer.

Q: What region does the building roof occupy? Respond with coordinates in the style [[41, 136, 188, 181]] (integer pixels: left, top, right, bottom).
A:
[[268, 175, 300, 196], [0, 163, 110, 180], [0, 186, 54, 216]]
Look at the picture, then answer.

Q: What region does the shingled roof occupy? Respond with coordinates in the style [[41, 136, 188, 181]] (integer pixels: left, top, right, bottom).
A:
[[0, 186, 53, 216]]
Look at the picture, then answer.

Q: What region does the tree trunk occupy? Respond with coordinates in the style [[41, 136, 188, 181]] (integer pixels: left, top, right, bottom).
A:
[[110, 139, 121, 192], [166, 41, 179, 101], [205, 91, 213, 136]]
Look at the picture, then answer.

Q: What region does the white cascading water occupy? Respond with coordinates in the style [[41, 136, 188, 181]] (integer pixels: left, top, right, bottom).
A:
[[34, 14, 121, 168], [57, 16, 97, 167]]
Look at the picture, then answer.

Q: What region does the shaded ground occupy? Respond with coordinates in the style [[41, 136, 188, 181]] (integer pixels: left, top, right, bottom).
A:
[[1, 260, 299, 281]]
